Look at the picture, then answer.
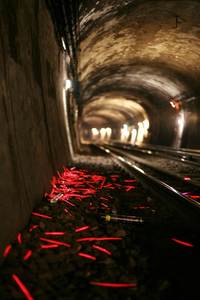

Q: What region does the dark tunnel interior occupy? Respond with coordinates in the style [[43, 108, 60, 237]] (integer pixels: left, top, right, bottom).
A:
[[0, 0, 200, 298]]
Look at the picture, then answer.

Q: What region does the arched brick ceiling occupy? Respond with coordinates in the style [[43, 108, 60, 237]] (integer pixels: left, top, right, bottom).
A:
[[78, 0, 200, 144]]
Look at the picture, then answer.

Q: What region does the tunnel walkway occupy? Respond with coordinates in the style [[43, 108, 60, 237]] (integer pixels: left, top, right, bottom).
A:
[[1, 163, 199, 300]]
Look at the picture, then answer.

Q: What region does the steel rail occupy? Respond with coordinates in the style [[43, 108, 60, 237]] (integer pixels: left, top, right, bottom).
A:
[[97, 145, 200, 226], [111, 143, 200, 168], [102, 144, 200, 189], [106, 141, 200, 166]]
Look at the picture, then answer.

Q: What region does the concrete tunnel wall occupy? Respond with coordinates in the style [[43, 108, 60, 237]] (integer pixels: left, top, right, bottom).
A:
[[0, 0, 71, 256]]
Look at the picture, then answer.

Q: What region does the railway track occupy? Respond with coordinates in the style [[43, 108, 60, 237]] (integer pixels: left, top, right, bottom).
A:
[[95, 144, 200, 228], [1, 150, 200, 299]]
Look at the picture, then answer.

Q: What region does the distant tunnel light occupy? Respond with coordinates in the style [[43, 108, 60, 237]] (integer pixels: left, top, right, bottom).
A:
[[99, 127, 112, 141], [175, 110, 185, 148], [136, 122, 144, 144], [106, 127, 112, 139], [143, 119, 149, 130], [61, 37, 66, 51], [91, 128, 99, 136], [64, 79, 72, 90], [177, 112, 185, 128], [170, 101, 176, 108], [100, 128, 107, 140], [121, 124, 130, 142], [130, 128, 137, 144]]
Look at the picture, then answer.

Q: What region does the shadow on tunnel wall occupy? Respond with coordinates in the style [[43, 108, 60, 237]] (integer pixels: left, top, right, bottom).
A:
[[0, 0, 71, 258]]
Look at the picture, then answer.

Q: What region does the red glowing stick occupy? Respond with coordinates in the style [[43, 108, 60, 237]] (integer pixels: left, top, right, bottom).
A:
[[104, 183, 115, 189], [75, 226, 90, 232], [40, 237, 71, 247], [17, 233, 22, 244], [101, 203, 109, 208], [32, 212, 52, 219], [124, 179, 136, 183], [125, 186, 136, 192], [3, 244, 12, 257], [190, 195, 200, 199], [100, 197, 109, 201], [40, 244, 59, 249], [92, 245, 112, 255], [132, 205, 150, 209], [78, 252, 96, 260], [44, 232, 65, 236], [99, 177, 106, 189], [12, 274, 34, 300], [61, 199, 76, 206], [64, 208, 73, 216], [23, 250, 32, 261], [29, 225, 39, 232], [90, 281, 137, 288], [76, 237, 122, 242], [171, 238, 194, 247]]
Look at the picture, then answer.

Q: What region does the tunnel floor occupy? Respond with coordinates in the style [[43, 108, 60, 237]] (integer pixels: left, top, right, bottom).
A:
[[0, 163, 199, 300]]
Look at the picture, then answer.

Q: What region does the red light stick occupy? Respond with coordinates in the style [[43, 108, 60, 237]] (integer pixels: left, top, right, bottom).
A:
[[23, 250, 32, 261], [17, 233, 22, 244], [92, 245, 112, 255], [12, 274, 34, 300], [75, 226, 90, 232], [90, 281, 137, 288], [76, 237, 122, 242], [40, 244, 59, 249], [78, 252, 96, 260], [3, 244, 12, 257], [171, 238, 194, 247], [32, 212, 52, 220], [40, 237, 71, 247], [44, 232, 65, 236]]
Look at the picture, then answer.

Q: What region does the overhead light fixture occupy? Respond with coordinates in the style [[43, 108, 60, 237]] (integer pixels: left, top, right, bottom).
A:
[[61, 37, 66, 51], [64, 79, 72, 90]]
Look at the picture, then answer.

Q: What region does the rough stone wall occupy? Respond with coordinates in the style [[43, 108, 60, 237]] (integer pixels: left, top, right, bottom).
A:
[[0, 0, 70, 255]]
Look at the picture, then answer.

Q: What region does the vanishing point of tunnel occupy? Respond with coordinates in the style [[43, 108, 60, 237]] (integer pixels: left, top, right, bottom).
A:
[[0, 0, 200, 299]]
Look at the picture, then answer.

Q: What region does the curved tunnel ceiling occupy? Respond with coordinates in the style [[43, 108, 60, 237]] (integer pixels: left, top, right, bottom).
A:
[[82, 97, 148, 129], [78, 0, 200, 147]]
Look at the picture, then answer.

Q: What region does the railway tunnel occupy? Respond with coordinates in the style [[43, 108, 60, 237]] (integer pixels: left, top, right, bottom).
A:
[[1, 0, 200, 299]]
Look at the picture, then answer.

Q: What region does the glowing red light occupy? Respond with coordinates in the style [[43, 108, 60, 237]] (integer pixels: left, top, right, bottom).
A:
[[12, 274, 34, 300], [29, 225, 39, 232], [92, 245, 112, 255], [78, 252, 96, 260], [40, 244, 59, 249], [90, 281, 137, 288], [40, 237, 71, 247], [32, 212, 52, 219], [103, 183, 115, 189], [124, 179, 136, 183], [3, 244, 12, 257], [17, 233, 22, 244], [100, 197, 109, 201], [61, 199, 76, 206], [75, 226, 90, 232], [76, 237, 122, 242], [132, 205, 150, 209], [184, 176, 191, 181], [190, 195, 200, 199], [171, 238, 194, 247], [125, 185, 136, 192], [101, 203, 109, 208], [44, 232, 65, 236], [64, 208, 73, 216], [23, 250, 32, 261]]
